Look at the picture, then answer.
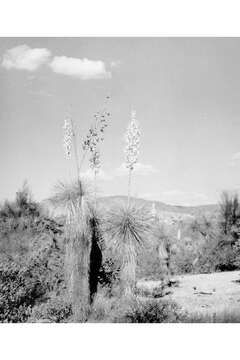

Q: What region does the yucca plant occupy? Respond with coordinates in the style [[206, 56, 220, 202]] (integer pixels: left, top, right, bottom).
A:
[[49, 180, 92, 321], [52, 116, 92, 321], [103, 110, 147, 297], [105, 204, 151, 297], [54, 103, 110, 320]]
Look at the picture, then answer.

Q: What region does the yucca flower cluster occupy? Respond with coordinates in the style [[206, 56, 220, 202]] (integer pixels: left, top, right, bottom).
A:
[[82, 109, 110, 152], [63, 117, 73, 159], [125, 110, 140, 170], [82, 108, 110, 173], [89, 150, 101, 172]]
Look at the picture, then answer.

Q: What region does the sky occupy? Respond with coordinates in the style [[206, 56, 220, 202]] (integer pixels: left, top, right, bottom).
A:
[[1, 37, 240, 206]]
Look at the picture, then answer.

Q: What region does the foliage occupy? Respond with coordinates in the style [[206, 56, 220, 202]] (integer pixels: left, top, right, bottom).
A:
[[98, 256, 121, 294], [29, 296, 72, 323], [0, 256, 47, 322], [112, 298, 184, 323], [49, 180, 95, 321], [219, 191, 240, 239], [0, 182, 44, 235], [49, 180, 91, 212], [104, 203, 151, 295], [0, 229, 65, 323], [135, 284, 165, 298]]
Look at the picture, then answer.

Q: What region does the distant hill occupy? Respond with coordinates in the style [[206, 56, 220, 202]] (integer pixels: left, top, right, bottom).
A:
[[99, 195, 219, 222], [48, 194, 219, 225]]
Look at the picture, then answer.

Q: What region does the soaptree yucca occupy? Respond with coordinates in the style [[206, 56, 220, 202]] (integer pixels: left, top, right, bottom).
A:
[[104, 110, 147, 297], [49, 180, 92, 321], [105, 204, 151, 297], [56, 103, 109, 320]]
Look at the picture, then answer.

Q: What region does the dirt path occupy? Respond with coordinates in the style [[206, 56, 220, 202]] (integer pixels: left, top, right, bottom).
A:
[[139, 271, 240, 315]]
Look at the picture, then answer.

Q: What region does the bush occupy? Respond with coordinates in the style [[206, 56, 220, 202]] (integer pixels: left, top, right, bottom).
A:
[[98, 256, 120, 295], [0, 257, 47, 322], [29, 296, 72, 323], [0, 232, 65, 323], [112, 298, 184, 323]]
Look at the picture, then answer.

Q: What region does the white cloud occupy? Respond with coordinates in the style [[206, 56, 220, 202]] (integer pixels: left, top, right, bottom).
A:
[[1, 44, 51, 71], [1, 45, 114, 80], [116, 162, 160, 176], [49, 56, 111, 79], [230, 152, 240, 166]]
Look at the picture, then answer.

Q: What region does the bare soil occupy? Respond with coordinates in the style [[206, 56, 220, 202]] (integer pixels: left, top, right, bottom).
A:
[[138, 270, 240, 316]]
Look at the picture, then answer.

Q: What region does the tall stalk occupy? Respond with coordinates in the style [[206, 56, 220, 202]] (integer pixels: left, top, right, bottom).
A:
[[127, 168, 132, 208], [63, 116, 91, 321], [125, 110, 140, 208], [94, 169, 97, 210], [82, 102, 110, 208]]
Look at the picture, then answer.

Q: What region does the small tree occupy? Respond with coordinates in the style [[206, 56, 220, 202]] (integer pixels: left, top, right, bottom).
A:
[[219, 191, 240, 242]]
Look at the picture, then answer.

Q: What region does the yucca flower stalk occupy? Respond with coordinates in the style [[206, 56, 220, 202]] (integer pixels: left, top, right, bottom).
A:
[[63, 115, 81, 189], [82, 100, 110, 208], [62, 113, 94, 321], [125, 110, 140, 207], [105, 204, 151, 297]]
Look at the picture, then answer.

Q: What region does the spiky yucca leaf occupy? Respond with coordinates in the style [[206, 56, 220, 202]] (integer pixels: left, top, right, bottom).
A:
[[105, 204, 151, 250], [104, 204, 151, 296], [49, 180, 92, 212]]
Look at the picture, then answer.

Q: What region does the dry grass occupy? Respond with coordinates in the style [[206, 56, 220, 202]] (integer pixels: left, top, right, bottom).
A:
[[183, 308, 240, 322]]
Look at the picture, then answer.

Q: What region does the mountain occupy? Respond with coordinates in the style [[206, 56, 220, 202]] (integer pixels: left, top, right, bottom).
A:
[[99, 195, 219, 222]]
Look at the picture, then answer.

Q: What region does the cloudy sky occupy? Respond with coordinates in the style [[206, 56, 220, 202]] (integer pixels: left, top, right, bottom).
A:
[[1, 37, 240, 206]]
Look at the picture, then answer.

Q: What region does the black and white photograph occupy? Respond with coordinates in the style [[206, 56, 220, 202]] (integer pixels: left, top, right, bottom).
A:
[[4, 0, 240, 358], [2, 36, 240, 325]]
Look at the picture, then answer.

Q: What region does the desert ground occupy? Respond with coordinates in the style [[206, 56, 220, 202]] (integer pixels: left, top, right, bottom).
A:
[[138, 271, 240, 317]]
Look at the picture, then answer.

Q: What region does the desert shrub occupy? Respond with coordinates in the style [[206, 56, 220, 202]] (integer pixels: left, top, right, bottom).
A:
[[98, 256, 120, 293], [0, 257, 47, 322], [0, 182, 42, 235], [0, 182, 63, 262], [137, 247, 167, 280], [29, 296, 72, 323], [169, 205, 240, 275], [135, 283, 166, 298], [0, 231, 65, 323], [219, 191, 240, 239], [112, 298, 183, 323]]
